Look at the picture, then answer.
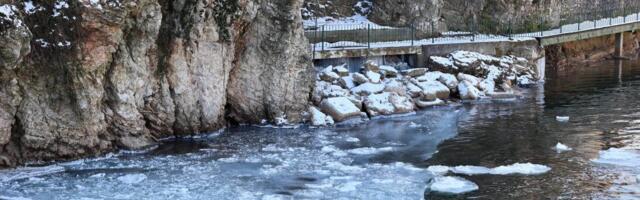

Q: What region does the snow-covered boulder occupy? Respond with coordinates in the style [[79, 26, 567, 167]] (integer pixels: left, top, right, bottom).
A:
[[320, 71, 340, 82], [415, 98, 445, 108], [402, 68, 428, 77], [456, 73, 481, 87], [458, 80, 483, 100], [365, 70, 381, 83], [346, 95, 363, 110], [309, 106, 334, 126], [449, 51, 500, 70], [405, 82, 423, 98], [429, 56, 458, 73], [383, 80, 406, 96], [320, 97, 362, 122], [438, 73, 459, 90], [352, 73, 369, 85], [416, 71, 443, 82], [379, 65, 398, 77], [414, 80, 450, 100], [389, 94, 415, 114], [478, 79, 495, 93], [319, 84, 349, 98], [363, 60, 380, 72], [364, 93, 396, 116], [333, 65, 350, 77], [351, 82, 385, 96], [338, 76, 356, 89], [517, 74, 535, 87]]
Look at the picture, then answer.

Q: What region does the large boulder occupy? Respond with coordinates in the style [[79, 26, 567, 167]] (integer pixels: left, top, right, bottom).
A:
[[458, 80, 483, 100], [383, 79, 406, 96], [416, 71, 444, 82], [379, 65, 399, 77], [365, 70, 382, 83], [351, 82, 385, 96], [338, 76, 356, 89], [389, 94, 415, 114], [362, 60, 380, 72], [457, 73, 481, 87], [352, 73, 369, 85], [309, 106, 334, 126], [415, 98, 446, 108], [414, 80, 451, 100], [438, 73, 459, 90], [402, 68, 428, 77], [364, 93, 396, 117], [320, 97, 362, 122], [333, 64, 350, 77]]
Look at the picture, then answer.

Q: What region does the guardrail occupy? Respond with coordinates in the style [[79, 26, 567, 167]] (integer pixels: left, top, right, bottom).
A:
[[306, 0, 640, 54]]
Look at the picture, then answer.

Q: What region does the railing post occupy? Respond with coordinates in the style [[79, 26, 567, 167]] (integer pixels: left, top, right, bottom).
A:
[[472, 20, 476, 42], [508, 20, 512, 40], [367, 24, 371, 50], [624, 0, 627, 23], [540, 16, 544, 37], [431, 21, 435, 44], [321, 25, 325, 52], [410, 23, 415, 46]]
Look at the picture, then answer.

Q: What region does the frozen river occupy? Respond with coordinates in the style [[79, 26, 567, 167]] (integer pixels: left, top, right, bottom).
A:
[[2, 60, 640, 199]]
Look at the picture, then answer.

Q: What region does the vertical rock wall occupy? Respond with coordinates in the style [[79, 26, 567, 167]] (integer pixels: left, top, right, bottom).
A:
[[0, 0, 313, 168]]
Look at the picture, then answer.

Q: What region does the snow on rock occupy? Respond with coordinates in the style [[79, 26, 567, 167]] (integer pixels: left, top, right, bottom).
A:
[[0, 4, 23, 28], [320, 97, 362, 122], [347, 147, 394, 155], [457, 73, 481, 87], [351, 82, 385, 96], [592, 148, 640, 167], [449, 51, 500, 68], [556, 116, 570, 122], [489, 163, 551, 175], [338, 76, 356, 89], [117, 174, 147, 184], [405, 82, 423, 98], [383, 79, 406, 96], [401, 68, 427, 77], [415, 98, 445, 108], [365, 70, 381, 83], [362, 60, 380, 72], [364, 93, 396, 116], [333, 65, 349, 77], [389, 93, 415, 114], [379, 65, 398, 77], [416, 71, 443, 82], [352, 73, 369, 85], [517, 74, 535, 86], [309, 106, 333, 126], [458, 80, 483, 100], [414, 80, 450, 100], [451, 166, 492, 175], [429, 56, 457, 73], [438, 73, 459, 90], [554, 142, 572, 153], [478, 79, 496, 94], [428, 176, 479, 194], [320, 70, 340, 82], [316, 82, 349, 98]]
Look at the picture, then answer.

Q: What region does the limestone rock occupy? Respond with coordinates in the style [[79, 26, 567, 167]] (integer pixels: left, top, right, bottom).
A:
[[363, 60, 380, 72], [320, 97, 362, 122], [352, 73, 369, 85], [414, 81, 451, 100], [415, 98, 446, 108], [333, 65, 350, 77], [365, 70, 382, 83], [351, 82, 385, 96], [457, 73, 482, 87], [402, 68, 428, 77], [458, 80, 483, 100], [364, 93, 396, 117], [379, 65, 399, 77]]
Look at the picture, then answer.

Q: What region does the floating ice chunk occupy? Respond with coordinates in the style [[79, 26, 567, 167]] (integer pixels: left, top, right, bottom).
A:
[[556, 116, 570, 122], [89, 173, 106, 178], [117, 174, 147, 184], [345, 137, 360, 143], [451, 165, 492, 175], [489, 163, 551, 175], [592, 148, 640, 167], [0, 165, 65, 182], [347, 147, 393, 155], [336, 181, 362, 192], [554, 142, 572, 153], [428, 176, 479, 194], [427, 165, 450, 176]]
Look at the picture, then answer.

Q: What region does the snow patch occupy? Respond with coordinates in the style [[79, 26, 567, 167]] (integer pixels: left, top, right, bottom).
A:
[[554, 142, 572, 153], [428, 176, 479, 194], [117, 174, 147, 184], [592, 148, 640, 167]]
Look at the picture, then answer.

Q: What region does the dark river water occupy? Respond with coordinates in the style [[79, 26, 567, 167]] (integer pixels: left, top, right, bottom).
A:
[[1, 60, 640, 199]]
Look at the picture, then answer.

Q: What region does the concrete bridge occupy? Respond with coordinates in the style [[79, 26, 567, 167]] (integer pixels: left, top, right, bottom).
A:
[[308, 12, 640, 65]]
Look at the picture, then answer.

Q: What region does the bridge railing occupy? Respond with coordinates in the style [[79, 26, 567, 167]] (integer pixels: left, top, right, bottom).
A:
[[306, 0, 640, 54]]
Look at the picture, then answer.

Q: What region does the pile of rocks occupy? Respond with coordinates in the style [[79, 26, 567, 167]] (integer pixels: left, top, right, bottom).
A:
[[309, 51, 539, 126]]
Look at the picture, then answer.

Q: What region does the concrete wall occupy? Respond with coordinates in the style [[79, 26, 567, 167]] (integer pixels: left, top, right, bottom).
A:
[[420, 39, 543, 60]]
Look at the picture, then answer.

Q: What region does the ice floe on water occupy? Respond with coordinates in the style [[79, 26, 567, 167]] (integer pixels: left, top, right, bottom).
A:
[[428, 163, 551, 176], [0, 165, 65, 182], [428, 176, 479, 194], [592, 148, 640, 167], [117, 173, 147, 184], [554, 142, 573, 153], [346, 147, 393, 155], [556, 116, 570, 122]]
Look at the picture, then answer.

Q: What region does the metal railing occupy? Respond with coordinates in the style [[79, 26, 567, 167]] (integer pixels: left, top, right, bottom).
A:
[[306, 0, 640, 53]]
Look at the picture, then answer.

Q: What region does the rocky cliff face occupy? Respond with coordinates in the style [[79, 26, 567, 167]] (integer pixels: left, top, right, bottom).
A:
[[0, 0, 313, 168]]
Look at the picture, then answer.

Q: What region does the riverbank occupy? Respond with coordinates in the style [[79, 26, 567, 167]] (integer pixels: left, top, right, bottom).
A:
[[309, 50, 541, 126]]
